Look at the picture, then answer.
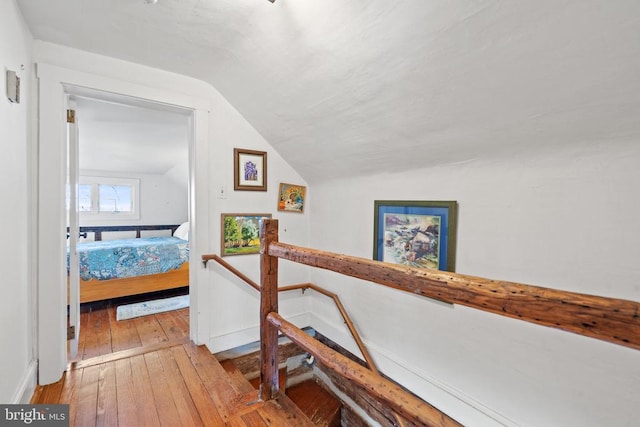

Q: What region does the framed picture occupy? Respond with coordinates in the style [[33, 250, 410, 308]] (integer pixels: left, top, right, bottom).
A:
[[221, 213, 272, 256], [373, 200, 457, 271], [234, 148, 267, 191], [277, 183, 306, 213]]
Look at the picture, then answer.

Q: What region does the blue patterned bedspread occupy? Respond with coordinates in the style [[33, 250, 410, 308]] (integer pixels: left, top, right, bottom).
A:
[[71, 237, 189, 281]]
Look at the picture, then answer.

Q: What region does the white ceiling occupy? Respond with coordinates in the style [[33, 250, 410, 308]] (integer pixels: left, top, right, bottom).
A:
[[17, 0, 640, 182], [74, 96, 189, 175]]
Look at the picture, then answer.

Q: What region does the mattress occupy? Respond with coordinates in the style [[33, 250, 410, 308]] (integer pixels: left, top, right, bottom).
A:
[[70, 236, 189, 281]]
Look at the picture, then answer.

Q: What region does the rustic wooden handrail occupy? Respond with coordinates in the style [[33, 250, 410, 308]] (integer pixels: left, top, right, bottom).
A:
[[254, 218, 639, 424], [201, 253, 379, 372], [259, 220, 459, 425], [279, 282, 379, 375], [268, 312, 461, 427], [267, 241, 640, 352], [202, 254, 260, 291]]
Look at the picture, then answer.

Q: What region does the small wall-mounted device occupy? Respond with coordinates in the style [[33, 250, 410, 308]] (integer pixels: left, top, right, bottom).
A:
[[6, 70, 20, 104]]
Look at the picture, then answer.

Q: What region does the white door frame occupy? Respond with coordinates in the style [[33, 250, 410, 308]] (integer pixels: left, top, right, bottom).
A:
[[36, 63, 211, 385], [66, 96, 80, 359]]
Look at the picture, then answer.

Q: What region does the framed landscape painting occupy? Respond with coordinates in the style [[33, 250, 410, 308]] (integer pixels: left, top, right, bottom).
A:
[[373, 200, 457, 271], [234, 148, 267, 191], [221, 213, 272, 256]]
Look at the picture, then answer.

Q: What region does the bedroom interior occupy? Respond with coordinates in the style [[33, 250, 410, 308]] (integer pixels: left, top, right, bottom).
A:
[[4, 1, 640, 426], [68, 95, 191, 360]]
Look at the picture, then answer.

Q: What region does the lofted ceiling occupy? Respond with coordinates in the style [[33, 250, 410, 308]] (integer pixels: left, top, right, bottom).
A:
[[17, 0, 640, 182], [74, 96, 189, 175]]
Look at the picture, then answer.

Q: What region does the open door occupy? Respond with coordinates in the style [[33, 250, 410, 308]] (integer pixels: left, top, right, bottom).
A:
[[66, 99, 81, 359]]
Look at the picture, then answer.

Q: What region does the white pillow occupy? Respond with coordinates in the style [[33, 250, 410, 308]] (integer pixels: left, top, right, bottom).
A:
[[173, 222, 189, 241]]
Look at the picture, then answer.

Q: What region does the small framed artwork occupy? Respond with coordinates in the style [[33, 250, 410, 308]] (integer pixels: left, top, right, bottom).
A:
[[221, 213, 272, 256], [234, 148, 267, 191], [373, 200, 457, 271], [277, 183, 306, 213]]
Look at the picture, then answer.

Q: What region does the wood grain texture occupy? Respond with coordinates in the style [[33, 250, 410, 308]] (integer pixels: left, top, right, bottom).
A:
[[268, 312, 461, 427], [259, 219, 280, 401], [69, 223, 188, 303], [34, 341, 313, 426], [286, 379, 342, 427], [268, 241, 640, 351], [77, 262, 189, 303], [75, 294, 188, 362]]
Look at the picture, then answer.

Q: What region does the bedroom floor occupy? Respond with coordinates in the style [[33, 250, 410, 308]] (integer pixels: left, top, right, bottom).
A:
[[73, 287, 189, 361]]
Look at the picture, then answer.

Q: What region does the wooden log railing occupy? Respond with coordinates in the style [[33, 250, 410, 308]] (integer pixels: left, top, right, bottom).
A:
[[201, 254, 379, 374], [267, 241, 640, 352], [257, 219, 640, 426], [267, 312, 460, 427], [259, 220, 462, 426]]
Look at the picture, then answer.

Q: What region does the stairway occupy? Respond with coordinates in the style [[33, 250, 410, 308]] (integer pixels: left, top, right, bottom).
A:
[[176, 343, 317, 426], [30, 340, 318, 426], [222, 359, 342, 427], [286, 380, 342, 427]]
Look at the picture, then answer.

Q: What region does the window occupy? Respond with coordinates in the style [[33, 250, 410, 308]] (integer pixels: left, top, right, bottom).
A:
[[68, 177, 140, 220]]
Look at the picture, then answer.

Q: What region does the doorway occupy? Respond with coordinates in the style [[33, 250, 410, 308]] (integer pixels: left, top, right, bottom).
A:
[[36, 62, 211, 385], [68, 93, 191, 361]]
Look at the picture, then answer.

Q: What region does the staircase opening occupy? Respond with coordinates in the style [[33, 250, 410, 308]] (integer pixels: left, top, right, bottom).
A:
[[214, 328, 418, 427]]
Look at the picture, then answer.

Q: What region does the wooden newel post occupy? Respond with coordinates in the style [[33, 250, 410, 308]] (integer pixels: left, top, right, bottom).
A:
[[259, 219, 279, 401]]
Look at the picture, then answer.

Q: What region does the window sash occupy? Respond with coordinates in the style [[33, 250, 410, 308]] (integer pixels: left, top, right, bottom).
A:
[[72, 177, 140, 220]]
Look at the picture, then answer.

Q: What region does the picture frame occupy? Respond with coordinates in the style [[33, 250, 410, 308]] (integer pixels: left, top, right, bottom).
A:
[[277, 183, 307, 213], [234, 148, 267, 191], [221, 213, 272, 256], [373, 200, 457, 272]]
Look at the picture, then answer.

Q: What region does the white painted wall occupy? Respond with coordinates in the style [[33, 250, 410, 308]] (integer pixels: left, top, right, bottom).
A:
[[205, 100, 312, 352], [307, 141, 640, 426], [33, 41, 310, 382], [0, 0, 36, 403], [78, 168, 189, 229]]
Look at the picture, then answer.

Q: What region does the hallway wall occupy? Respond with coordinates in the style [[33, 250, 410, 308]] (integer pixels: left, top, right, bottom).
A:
[[0, 0, 35, 403], [307, 141, 640, 426], [32, 40, 311, 382]]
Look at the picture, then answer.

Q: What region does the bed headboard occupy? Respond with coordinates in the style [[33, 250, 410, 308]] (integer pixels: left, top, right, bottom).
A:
[[67, 224, 181, 241]]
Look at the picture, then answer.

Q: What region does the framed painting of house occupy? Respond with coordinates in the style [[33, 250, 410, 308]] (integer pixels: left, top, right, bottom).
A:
[[234, 148, 267, 191], [373, 200, 457, 272], [221, 213, 272, 256]]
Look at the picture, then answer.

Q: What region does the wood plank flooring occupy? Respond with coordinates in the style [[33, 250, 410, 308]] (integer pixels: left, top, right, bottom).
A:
[[33, 341, 314, 426], [74, 288, 189, 361], [34, 292, 316, 426]]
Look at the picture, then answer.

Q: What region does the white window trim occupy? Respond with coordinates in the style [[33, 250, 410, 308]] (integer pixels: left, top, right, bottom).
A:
[[79, 176, 140, 220]]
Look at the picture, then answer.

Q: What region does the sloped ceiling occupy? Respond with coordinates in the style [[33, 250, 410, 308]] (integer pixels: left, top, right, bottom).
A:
[[75, 96, 189, 175], [17, 0, 640, 182]]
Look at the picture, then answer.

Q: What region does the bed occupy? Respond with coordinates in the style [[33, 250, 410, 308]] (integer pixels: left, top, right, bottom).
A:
[[67, 224, 190, 303]]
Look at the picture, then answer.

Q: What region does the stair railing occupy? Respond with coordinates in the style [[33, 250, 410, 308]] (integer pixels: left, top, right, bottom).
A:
[[257, 219, 640, 427], [201, 253, 379, 374]]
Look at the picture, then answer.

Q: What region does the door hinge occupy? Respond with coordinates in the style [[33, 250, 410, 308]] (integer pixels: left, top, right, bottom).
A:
[[66, 109, 75, 124], [67, 325, 76, 340]]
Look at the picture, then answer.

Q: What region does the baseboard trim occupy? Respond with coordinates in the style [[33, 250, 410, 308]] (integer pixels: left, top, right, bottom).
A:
[[12, 359, 38, 404], [308, 313, 517, 427], [208, 312, 310, 353], [208, 309, 515, 426]]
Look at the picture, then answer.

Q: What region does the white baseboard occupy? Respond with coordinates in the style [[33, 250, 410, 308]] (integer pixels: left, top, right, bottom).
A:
[[308, 313, 517, 427], [207, 312, 310, 353], [207, 310, 515, 426], [12, 359, 38, 404]]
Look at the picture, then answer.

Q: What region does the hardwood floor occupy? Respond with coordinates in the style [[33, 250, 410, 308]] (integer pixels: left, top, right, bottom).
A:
[[33, 341, 314, 426], [74, 288, 189, 361], [35, 291, 316, 426]]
